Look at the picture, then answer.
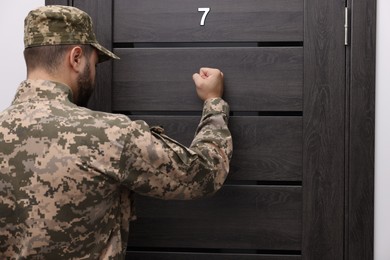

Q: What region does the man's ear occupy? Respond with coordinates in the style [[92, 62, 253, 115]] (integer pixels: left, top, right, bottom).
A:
[[69, 46, 84, 72]]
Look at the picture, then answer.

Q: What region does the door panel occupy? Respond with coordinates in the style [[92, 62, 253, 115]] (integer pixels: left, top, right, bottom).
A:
[[112, 0, 304, 257], [114, 0, 303, 43], [131, 116, 302, 181], [128, 185, 302, 250], [113, 48, 303, 112]]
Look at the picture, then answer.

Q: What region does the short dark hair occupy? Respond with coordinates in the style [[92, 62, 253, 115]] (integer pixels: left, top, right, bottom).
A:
[[24, 44, 94, 74]]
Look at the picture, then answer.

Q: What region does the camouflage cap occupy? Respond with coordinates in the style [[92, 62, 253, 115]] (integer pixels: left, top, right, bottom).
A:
[[24, 5, 119, 63]]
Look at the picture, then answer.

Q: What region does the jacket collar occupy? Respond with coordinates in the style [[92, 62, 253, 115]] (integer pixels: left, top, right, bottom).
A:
[[12, 80, 74, 105]]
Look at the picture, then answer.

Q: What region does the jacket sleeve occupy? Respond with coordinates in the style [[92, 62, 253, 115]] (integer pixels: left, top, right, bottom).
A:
[[118, 98, 233, 200]]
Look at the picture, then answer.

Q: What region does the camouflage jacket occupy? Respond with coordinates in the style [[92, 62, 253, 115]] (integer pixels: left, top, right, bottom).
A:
[[0, 80, 232, 259]]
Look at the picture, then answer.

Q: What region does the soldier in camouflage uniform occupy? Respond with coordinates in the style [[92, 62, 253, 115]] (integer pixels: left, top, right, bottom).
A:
[[0, 5, 232, 259]]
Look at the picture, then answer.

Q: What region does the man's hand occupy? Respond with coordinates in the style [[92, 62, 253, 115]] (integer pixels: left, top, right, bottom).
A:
[[192, 67, 224, 101]]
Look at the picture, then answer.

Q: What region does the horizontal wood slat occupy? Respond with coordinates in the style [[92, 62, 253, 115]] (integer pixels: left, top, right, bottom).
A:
[[126, 252, 301, 260], [128, 185, 302, 250], [46, 0, 69, 5], [113, 48, 303, 112], [114, 0, 303, 42], [129, 116, 302, 181]]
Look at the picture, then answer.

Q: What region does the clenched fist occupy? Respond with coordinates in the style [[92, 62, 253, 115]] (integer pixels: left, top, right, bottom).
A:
[[192, 67, 224, 101]]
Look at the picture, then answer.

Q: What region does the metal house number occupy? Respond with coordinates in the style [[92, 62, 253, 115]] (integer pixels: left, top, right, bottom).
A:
[[198, 7, 210, 26]]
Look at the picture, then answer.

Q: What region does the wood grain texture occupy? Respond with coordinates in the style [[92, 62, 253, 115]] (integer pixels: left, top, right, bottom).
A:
[[302, 0, 346, 259], [128, 185, 302, 250], [114, 0, 303, 43], [130, 116, 302, 181], [347, 0, 376, 258], [73, 0, 114, 112], [113, 47, 303, 112], [126, 252, 301, 260]]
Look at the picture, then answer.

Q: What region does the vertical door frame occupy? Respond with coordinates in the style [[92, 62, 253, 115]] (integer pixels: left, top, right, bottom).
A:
[[303, 0, 375, 258], [346, 0, 376, 259], [303, 0, 346, 258], [45, 0, 376, 258]]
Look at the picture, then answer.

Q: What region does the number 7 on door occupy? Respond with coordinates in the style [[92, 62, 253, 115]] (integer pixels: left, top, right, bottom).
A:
[[198, 7, 210, 26]]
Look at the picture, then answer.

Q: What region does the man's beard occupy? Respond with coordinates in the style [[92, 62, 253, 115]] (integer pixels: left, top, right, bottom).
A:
[[76, 61, 94, 107]]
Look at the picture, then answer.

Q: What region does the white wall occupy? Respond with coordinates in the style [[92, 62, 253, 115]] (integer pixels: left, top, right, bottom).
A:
[[0, 1, 45, 111], [0, 1, 389, 259]]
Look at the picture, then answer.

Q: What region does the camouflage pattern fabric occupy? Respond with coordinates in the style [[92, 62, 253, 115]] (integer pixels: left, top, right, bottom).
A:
[[0, 80, 232, 259], [24, 5, 119, 62]]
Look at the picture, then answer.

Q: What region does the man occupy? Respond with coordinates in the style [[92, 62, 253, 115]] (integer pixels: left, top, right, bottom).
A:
[[0, 5, 232, 259]]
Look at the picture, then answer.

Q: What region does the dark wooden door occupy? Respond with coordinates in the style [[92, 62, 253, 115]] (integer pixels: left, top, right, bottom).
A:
[[46, 0, 375, 259]]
